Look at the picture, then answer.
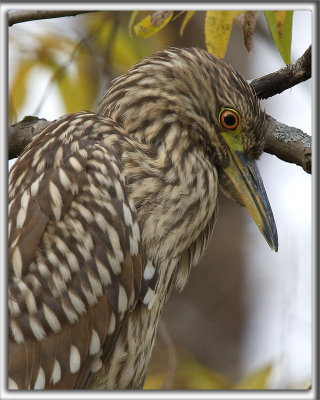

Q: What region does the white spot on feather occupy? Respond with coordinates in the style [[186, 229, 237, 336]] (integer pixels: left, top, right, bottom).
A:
[[114, 180, 124, 201], [106, 223, 123, 263], [36, 159, 46, 174], [123, 203, 133, 226], [69, 156, 82, 172], [96, 258, 111, 286], [43, 304, 61, 333], [8, 378, 19, 389], [50, 360, 61, 385], [143, 288, 156, 310], [61, 301, 78, 323], [81, 283, 97, 306], [88, 272, 103, 297], [66, 251, 80, 272], [89, 329, 100, 355], [29, 316, 46, 341], [8, 297, 20, 317], [68, 290, 86, 315], [132, 221, 140, 241], [12, 247, 22, 278], [95, 212, 108, 232], [118, 285, 128, 313], [107, 312, 116, 335], [31, 173, 44, 196], [34, 367, 45, 389], [54, 146, 64, 167], [107, 252, 121, 275], [129, 237, 139, 256], [143, 261, 155, 280], [10, 320, 24, 343], [16, 208, 27, 228], [70, 345, 81, 373], [58, 168, 71, 190], [25, 290, 37, 314]]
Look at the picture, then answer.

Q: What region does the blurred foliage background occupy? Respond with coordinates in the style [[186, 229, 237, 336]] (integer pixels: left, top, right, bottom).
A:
[[8, 10, 312, 391]]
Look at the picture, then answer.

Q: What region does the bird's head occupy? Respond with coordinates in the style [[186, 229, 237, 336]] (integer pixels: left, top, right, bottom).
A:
[[99, 47, 278, 251]]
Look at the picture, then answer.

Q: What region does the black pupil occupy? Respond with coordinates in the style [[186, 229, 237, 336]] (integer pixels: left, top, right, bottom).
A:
[[224, 113, 236, 127]]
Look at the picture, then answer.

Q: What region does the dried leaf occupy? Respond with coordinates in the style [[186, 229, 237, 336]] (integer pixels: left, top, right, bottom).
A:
[[234, 364, 273, 389], [205, 10, 242, 58], [264, 10, 293, 64], [134, 11, 173, 38], [180, 11, 196, 36], [234, 11, 260, 53]]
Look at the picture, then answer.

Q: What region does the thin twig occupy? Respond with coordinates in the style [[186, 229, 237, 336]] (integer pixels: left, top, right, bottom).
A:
[[250, 45, 311, 99], [8, 10, 93, 27]]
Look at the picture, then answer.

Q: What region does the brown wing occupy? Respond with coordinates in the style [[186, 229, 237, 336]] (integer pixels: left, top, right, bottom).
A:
[[8, 112, 144, 389]]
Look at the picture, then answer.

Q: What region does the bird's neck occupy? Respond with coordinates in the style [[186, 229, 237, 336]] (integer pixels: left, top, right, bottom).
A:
[[123, 132, 219, 294]]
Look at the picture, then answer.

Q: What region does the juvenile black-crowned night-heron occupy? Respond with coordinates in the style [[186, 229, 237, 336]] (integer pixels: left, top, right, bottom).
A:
[[8, 47, 278, 390]]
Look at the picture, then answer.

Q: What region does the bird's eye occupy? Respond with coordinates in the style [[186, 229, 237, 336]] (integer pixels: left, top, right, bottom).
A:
[[219, 108, 240, 131]]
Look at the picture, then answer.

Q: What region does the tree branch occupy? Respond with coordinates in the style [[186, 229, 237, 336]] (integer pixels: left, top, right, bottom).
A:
[[8, 116, 52, 160], [7, 114, 311, 174], [250, 45, 311, 99], [264, 114, 311, 173], [8, 10, 93, 27]]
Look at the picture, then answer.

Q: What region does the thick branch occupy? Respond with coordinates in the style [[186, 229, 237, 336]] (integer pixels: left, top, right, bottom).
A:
[[264, 114, 311, 173], [7, 114, 311, 174], [250, 45, 311, 99], [8, 116, 52, 159], [8, 10, 92, 27]]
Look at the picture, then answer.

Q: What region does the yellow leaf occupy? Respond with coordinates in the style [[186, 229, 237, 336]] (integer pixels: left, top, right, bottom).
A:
[[128, 11, 139, 39], [134, 11, 173, 38], [57, 47, 99, 113], [9, 59, 35, 123], [234, 364, 273, 389], [180, 11, 196, 36], [205, 10, 242, 58]]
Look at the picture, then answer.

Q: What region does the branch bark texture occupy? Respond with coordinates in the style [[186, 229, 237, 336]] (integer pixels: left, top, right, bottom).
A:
[[264, 115, 311, 174], [8, 10, 92, 27]]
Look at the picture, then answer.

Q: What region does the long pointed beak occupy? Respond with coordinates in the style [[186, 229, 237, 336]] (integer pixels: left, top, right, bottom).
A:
[[221, 133, 278, 252]]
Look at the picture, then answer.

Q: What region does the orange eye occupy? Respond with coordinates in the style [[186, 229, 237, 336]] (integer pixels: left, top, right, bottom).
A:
[[219, 108, 240, 130]]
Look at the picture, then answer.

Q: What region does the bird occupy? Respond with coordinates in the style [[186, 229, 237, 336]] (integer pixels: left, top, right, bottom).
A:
[[8, 47, 278, 390]]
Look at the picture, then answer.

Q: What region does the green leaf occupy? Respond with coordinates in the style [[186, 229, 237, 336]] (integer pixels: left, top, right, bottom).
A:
[[134, 11, 173, 38], [205, 11, 242, 58], [180, 11, 196, 36], [264, 10, 293, 64], [234, 364, 273, 389]]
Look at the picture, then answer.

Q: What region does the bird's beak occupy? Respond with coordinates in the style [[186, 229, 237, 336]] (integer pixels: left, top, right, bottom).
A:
[[221, 132, 278, 251]]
